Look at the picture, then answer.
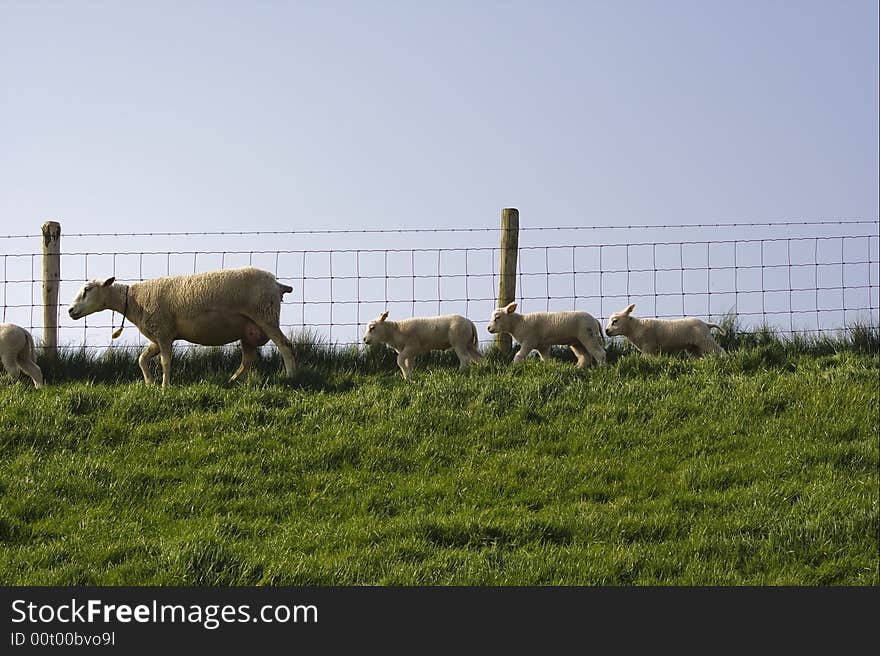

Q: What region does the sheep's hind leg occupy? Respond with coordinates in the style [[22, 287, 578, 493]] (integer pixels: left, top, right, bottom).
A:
[[158, 339, 174, 388], [453, 344, 475, 369], [536, 346, 551, 361], [569, 344, 590, 368], [16, 353, 43, 388], [138, 342, 160, 385], [396, 350, 414, 380], [467, 344, 483, 361], [706, 337, 725, 355], [1, 353, 21, 384], [251, 318, 296, 378], [228, 342, 258, 384], [578, 331, 606, 365]]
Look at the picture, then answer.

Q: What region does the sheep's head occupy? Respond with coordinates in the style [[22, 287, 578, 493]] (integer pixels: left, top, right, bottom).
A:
[[363, 311, 391, 345], [68, 277, 116, 320], [605, 303, 636, 337], [487, 302, 518, 334]]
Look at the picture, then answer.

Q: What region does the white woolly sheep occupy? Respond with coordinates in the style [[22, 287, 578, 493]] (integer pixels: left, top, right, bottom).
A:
[[0, 323, 43, 388], [67, 267, 295, 387], [604, 303, 725, 357], [487, 302, 606, 367], [362, 311, 482, 380]]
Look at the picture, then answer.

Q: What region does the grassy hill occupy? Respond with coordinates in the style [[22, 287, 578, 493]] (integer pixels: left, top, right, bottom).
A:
[[0, 331, 877, 585]]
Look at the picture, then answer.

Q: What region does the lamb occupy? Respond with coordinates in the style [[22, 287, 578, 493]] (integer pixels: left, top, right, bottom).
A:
[[67, 267, 296, 387], [0, 323, 43, 388], [487, 302, 606, 367], [362, 311, 482, 380], [604, 303, 725, 357]]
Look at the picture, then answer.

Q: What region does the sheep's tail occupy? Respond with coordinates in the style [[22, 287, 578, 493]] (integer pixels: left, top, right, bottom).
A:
[[469, 322, 483, 359], [594, 316, 606, 344], [278, 282, 294, 298], [706, 323, 726, 336], [24, 329, 36, 361]]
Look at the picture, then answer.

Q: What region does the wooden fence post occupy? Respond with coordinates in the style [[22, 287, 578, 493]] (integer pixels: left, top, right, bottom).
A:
[[41, 221, 61, 365], [496, 208, 519, 353]]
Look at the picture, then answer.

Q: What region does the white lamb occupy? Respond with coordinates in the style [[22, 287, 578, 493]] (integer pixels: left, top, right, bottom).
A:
[[487, 302, 606, 367], [362, 311, 482, 380], [604, 303, 725, 357], [67, 267, 296, 387], [0, 323, 43, 388]]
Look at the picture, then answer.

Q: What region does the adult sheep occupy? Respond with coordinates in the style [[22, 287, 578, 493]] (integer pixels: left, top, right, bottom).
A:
[[362, 311, 482, 380], [67, 267, 296, 387], [0, 323, 43, 388], [604, 303, 725, 357], [487, 302, 606, 367]]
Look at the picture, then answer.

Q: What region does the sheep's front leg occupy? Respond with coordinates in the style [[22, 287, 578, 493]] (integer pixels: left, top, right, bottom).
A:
[[138, 342, 160, 385], [536, 346, 551, 361], [512, 342, 534, 365], [396, 350, 414, 380], [158, 340, 174, 388]]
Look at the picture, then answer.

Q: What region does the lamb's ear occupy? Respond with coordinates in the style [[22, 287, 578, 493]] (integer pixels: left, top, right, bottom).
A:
[[102, 277, 116, 287], [505, 302, 518, 314], [379, 311, 389, 322], [623, 303, 635, 315]]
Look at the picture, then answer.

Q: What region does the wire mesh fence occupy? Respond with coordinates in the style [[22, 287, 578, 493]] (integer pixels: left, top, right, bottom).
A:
[[1, 219, 878, 352]]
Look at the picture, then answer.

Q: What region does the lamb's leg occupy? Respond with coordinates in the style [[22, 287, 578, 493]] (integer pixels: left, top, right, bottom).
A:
[[578, 332, 606, 365], [706, 336, 725, 355], [512, 342, 534, 365], [158, 340, 174, 388], [569, 344, 590, 368], [251, 318, 295, 378], [16, 352, 43, 388], [396, 350, 413, 380], [453, 344, 474, 368], [228, 342, 258, 384], [138, 342, 160, 385], [1, 353, 21, 383], [467, 344, 483, 361], [536, 346, 551, 361]]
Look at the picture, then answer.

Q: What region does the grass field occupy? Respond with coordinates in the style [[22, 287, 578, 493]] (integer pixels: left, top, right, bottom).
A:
[[1, 327, 877, 585]]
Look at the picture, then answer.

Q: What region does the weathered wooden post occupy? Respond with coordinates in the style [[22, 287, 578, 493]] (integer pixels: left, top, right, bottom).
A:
[[496, 207, 519, 354], [41, 221, 61, 365]]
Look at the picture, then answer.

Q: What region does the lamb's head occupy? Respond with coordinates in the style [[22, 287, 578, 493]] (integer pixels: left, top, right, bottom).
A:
[[363, 311, 391, 345], [605, 303, 636, 337], [68, 277, 116, 320], [487, 302, 518, 334]]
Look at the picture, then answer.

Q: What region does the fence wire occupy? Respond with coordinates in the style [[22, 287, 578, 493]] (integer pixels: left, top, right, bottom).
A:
[[1, 221, 878, 351]]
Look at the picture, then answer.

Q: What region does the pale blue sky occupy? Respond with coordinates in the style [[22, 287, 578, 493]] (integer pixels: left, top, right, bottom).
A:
[[1, 1, 878, 347], [2, 0, 877, 232]]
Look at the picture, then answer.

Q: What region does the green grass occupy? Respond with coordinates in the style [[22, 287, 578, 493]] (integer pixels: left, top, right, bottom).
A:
[[0, 328, 877, 585]]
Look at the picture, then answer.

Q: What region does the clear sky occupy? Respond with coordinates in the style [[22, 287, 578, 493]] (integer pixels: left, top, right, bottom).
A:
[[2, 0, 878, 233], [1, 1, 878, 348]]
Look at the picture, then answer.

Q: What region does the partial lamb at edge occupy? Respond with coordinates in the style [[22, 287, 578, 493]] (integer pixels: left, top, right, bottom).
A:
[[604, 303, 725, 357], [0, 323, 43, 388]]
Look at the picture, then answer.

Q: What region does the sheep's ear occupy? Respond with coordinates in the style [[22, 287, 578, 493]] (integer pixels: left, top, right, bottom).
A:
[[102, 277, 116, 287], [505, 302, 517, 314], [624, 303, 635, 315], [379, 311, 389, 322]]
